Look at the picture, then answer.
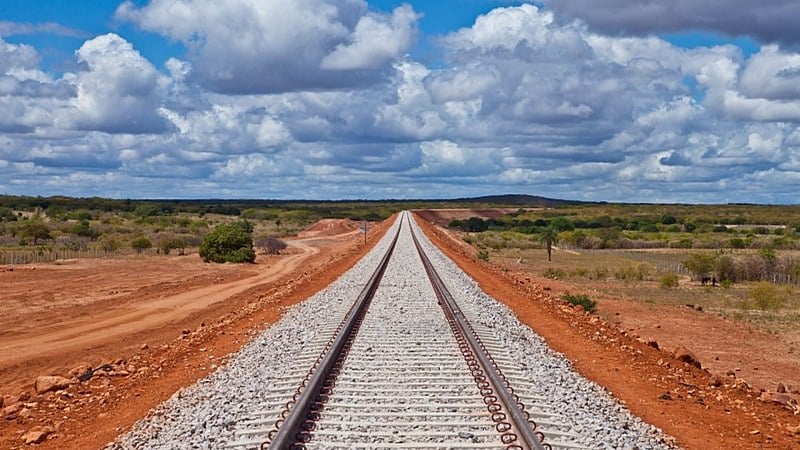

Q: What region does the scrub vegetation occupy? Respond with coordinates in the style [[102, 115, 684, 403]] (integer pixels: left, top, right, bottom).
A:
[[447, 203, 800, 333]]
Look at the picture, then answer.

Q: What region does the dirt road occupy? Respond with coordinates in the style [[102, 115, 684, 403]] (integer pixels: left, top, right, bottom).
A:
[[0, 239, 318, 377]]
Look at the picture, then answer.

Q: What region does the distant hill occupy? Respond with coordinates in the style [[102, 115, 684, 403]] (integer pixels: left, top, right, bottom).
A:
[[456, 194, 581, 207]]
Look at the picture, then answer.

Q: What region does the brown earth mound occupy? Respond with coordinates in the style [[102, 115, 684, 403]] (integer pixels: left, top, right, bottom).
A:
[[297, 218, 361, 238]]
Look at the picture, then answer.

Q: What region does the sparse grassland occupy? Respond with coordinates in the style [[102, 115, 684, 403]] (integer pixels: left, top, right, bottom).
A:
[[447, 201, 800, 336], [485, 242, 800, 335]]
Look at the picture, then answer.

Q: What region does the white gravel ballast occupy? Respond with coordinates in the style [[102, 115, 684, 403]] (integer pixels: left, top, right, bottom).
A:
[[106, 212, 676, 450]]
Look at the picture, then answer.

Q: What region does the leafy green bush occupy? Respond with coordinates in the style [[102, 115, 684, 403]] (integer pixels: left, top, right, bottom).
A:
[[729, 237, 747, 248], [199, 222, 255, 263], [659, 273, 680, 289], [72, 219, 101, 239], [562, 293, 597, 313], [0, 206, 17, 222], [476, 250, 489, 261], [682, 252, 717, 279], [130, 236, 152, 253], [19, 220, 53, 245]]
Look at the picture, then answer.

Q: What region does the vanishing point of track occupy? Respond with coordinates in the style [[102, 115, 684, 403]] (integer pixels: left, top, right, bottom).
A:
[[230, 212, 566, 450]]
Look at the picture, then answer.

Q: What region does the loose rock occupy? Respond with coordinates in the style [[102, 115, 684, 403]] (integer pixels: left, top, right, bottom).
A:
[[68, 364, 92, 379], [35, 375, 73, 394], [2, 403, 22, 420], [22, 426, 53, 444], [759, 391, 799, 412], [673, 346, 702, 369]]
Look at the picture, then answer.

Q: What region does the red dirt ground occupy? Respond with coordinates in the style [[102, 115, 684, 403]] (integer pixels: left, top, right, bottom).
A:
[[0, 218, 392, 449], [296, 218, 361, 238], [2, 212, 799, 449]]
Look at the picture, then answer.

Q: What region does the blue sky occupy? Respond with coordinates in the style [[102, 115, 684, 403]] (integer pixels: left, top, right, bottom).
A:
[[1, 1, 800, 202]]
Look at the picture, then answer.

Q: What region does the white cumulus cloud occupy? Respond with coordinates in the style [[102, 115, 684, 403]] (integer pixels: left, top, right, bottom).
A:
[[117, 0, 419, 93]]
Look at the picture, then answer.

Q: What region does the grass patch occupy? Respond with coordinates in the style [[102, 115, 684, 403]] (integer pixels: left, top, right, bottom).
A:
[[542, 267, 566, 279]]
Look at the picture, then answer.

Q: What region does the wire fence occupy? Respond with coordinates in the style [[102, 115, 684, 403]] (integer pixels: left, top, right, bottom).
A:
[[0, 247, 155, 265]]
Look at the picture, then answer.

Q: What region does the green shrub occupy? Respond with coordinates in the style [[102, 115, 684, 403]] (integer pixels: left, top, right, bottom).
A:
[[659, 273, 680, 289], [72, 219, 101, 239], [100, 237, 120, 252], [562, 293, 597, 313], [476, 250, 489, 261], [199, 222, 255, 263], [729, 237, 747, 248], [682, 252, 717, 279], [130, 236, 152, 253]]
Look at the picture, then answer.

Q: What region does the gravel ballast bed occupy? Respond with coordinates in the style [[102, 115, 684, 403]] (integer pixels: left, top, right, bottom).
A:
[[107, 214, 676, 449]]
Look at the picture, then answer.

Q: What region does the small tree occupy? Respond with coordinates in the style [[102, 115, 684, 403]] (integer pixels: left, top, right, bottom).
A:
[[100, 237, 120, 252], [0, 207, 16, 222], [682, 252, 717, 280], [131, 236, 152, 253], [716, 254, 736, 282], [199, 222, 255, 263], [19, 220, 52, 245], [465, 217, 488, 232], [159, 236, 189, 255], [537, 226, 559, 262], [549, 216, 574, 232], [760, 247, 777, 278]]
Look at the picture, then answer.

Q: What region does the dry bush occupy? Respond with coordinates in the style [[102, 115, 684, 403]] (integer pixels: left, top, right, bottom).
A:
[[659, 273, 680, 289], [748, 282, 788, 311]]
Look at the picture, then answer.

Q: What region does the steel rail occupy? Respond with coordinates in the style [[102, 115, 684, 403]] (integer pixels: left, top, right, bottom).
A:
[[409, 219, 549, 450], [264, 218, 402, 450]]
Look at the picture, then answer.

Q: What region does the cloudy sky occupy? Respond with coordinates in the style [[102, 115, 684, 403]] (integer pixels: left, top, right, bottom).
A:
[[1, 1, 799, 203]]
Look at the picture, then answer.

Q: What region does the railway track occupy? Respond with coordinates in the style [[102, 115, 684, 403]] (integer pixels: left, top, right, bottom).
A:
[[109, 212, 673, 450], [228, 212, 573, 449]]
